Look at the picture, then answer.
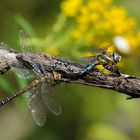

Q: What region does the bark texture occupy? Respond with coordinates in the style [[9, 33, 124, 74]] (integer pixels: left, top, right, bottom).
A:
[[0, 47, 140, 99]]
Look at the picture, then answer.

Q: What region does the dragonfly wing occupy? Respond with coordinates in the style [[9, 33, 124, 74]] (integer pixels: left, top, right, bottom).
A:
[[19, 30, 46, 75], [11, 67, 34, 79], [0, 41, 34, 79], [32, 51, 46, 74], [41, 82, 61, 116], [80, 45, 110, 64], [89, 45, 110, 54], [26, 53, 46, 75], [79, 56, 97, 65], [0, 42, 16, 52], [19, 29, 35, 53], [27, 88, 47, 126]]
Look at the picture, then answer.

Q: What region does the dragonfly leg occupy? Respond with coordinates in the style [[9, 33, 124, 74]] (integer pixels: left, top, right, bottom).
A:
[[103, 63, 121, 76], [98, 68, 107, 80]]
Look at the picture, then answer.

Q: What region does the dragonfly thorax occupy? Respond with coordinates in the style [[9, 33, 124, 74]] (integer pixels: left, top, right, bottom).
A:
[[103, 51, 121, 64]]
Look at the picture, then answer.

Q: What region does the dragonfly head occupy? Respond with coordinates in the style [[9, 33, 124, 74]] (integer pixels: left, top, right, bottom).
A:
[[113, 52, 121, 63]]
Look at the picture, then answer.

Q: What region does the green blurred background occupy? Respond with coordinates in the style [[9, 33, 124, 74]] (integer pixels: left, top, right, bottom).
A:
[[0, 0, 140, 140]]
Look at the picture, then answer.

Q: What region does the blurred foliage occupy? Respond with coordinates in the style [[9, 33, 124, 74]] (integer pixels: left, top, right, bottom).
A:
[[61, 0, 140, 51], [83, 123, 133, 140], [0, 0, 140, 140]]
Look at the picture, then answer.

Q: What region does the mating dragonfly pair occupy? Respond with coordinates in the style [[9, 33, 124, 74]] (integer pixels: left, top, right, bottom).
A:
[[0, 30, 121, 126]]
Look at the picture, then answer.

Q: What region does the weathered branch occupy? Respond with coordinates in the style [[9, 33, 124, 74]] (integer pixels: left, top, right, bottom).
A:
[[0, 47, 140, 99]]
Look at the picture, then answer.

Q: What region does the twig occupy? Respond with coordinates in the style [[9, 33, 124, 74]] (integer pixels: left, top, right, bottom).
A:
[[0, 47, 140, 99]]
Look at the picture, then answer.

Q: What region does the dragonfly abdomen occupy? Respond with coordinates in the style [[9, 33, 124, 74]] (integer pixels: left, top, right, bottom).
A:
[[0, 90, 24, 106], [0, 78, 40, 106]]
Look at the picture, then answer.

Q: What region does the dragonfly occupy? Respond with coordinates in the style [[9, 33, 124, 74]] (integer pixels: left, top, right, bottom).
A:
[[0, 30, 62, 126], [79, 46, 121, 76]]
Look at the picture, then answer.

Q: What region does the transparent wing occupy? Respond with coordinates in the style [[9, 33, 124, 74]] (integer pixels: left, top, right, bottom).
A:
[[79, 46, 110, 65], [27, 88, 47, 126], [41, 82, 61, 116], [25, 52, 46, 75], [0, 41, 33, 79], [79, 56, 97, 65], [9, 56, 34, 79], [11, 67, 34, 79], [34, 51, 46, 74], [0, 42, 15, 52], [0, 33, 37, 79], [37, 51, 46, 73], [19, 30, 46, 75], [19, 29, 34, 53], [90, 45, 110, 54]]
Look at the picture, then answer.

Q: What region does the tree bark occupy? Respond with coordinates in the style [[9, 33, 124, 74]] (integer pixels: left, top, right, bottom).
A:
[[0, 47, 140, 99]]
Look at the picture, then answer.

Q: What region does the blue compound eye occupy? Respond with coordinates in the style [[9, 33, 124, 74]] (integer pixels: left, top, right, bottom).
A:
[[113, 52, 121, 63]]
